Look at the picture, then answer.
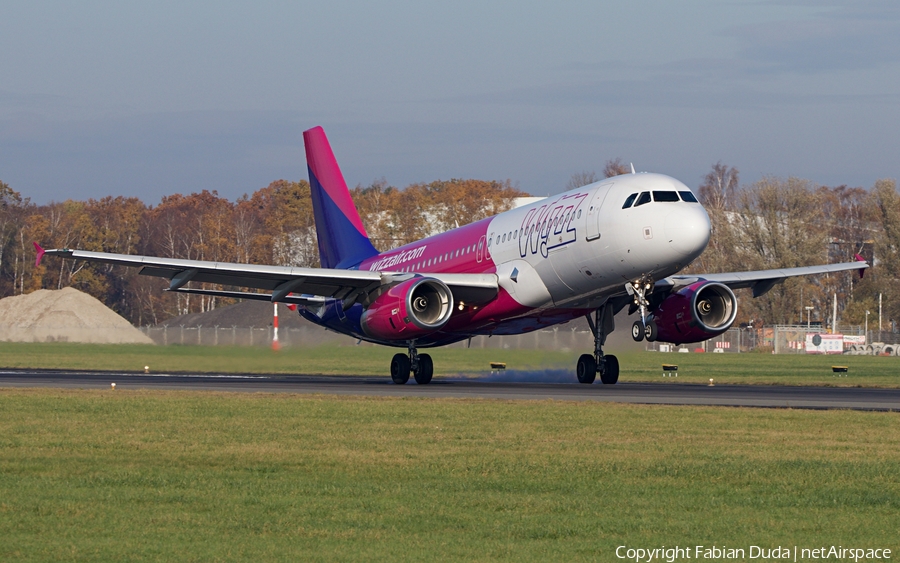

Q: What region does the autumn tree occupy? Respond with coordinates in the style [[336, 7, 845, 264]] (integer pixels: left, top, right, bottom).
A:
[[0, 182, 30, 296], [355, 178, 526, 248], [566, 171, 598, 190], [858, 178, 900, 329], [698, 161, 739, 210], [684, 163, 740, 277], [729, 177, 831, 325], [602, 158, 629, 178], [244, 180, 317, 267]]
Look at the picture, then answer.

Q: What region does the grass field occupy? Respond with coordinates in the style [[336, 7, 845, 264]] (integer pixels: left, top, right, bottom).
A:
[[1, 388, 898, 561], [1, 341, 899, 387]]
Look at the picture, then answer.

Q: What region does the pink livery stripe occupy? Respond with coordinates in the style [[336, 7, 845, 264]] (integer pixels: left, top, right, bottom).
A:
[[303, 126, 368, 237]]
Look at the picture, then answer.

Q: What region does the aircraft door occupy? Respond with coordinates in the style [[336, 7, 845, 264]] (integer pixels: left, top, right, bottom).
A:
[[585, 183, 613, 241], [577, 182, 629, 286], [476, 235, 486, 263]]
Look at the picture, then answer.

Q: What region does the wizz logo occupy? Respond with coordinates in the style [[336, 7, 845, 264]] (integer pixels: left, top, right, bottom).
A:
[[518, 192, 588, 258]]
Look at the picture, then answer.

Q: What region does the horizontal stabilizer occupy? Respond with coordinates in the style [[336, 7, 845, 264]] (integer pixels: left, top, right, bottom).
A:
[[33, 242, 45, 267]]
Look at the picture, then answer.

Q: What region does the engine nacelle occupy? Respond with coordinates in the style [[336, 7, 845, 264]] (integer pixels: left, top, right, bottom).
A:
[[650, 281, 737, 344], [360, 277, 454, 341]]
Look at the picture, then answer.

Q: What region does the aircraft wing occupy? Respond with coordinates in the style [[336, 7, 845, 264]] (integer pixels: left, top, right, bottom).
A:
[[661, 258, 869, 297], [35, 245, 499, 306]]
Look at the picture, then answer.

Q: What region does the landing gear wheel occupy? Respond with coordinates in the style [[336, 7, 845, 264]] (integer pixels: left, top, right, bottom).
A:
[[390, 353, 410, 384], [576, 354, 596, 384], [414, 353, 433, 384], [631, 321, 644, 342], [600, 354, 619, 385], [643, 320, 658, 342]]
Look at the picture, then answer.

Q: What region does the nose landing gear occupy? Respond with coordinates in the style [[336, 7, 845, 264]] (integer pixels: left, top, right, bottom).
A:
[[629, 275, 658, 342], [391, 340, 433, 384]]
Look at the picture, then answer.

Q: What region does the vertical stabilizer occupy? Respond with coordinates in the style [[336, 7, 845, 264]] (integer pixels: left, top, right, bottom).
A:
[[303, 126, 380, 269]]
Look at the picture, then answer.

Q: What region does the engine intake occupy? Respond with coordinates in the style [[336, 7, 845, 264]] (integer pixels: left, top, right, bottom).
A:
[[650, 281, 737, 344], [360, 277, 454, 341]]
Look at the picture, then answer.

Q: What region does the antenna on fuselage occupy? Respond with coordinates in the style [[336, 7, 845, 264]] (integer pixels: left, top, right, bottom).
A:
[[630, 163, 636, 174]]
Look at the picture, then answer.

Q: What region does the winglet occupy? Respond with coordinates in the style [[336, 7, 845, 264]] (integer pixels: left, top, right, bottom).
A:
[[854, 253, 867, 279], [33, 242, 45, 267]]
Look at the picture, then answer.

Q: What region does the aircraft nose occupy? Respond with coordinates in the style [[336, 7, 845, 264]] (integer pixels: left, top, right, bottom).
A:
[[664, 205, 711, 257]]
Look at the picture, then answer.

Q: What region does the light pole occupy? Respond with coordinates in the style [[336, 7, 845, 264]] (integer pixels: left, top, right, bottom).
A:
[[865, 310, 870, 343], [805, 306, 814, 330]]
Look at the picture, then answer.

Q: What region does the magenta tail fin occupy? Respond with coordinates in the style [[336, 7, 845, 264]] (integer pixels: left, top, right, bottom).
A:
[[303, 126, 379, 269]]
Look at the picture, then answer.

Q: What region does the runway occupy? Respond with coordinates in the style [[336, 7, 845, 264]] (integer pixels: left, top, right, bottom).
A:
[[1, 369, 899, 411]]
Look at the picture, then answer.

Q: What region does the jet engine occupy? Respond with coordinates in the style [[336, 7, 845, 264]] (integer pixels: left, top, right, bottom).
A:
[[360, 277, 454, 341], [650, 281, 737, 344]]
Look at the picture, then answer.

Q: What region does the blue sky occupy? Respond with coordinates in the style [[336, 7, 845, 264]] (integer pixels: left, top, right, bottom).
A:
[[1, 1, 898, 203]]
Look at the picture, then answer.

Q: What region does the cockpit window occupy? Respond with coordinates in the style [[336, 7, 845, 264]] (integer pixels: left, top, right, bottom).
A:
[[634, 192, 651, 207], [679, 190, 699, 203], [622, 193, 638, 208], [653, 191, 680, 202]]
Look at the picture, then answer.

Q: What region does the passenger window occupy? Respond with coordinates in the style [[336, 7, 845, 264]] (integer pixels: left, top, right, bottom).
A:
[[653, 191, 679, 202], [634, 192, 651, 207], [623, 193, 638, 208], [679, 191, 699, 203]]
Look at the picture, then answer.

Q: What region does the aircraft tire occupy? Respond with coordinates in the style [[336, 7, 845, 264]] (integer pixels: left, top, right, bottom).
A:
[[600, 354, 619, 385], [414, 353, 434, 384], [644, 321, 658, 342], [631, 321, 644, 342], [576, 354, 596, 384], [391, 353, 411, 384]]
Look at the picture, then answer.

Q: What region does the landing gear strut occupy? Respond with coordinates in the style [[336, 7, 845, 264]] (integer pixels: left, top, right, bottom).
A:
[[629, 275, 658, 342], [580, 304, 619, 384], [391, 340, 433, 384]]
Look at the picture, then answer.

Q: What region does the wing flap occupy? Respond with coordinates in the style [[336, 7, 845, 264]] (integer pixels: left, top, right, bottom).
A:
[[167, 287, 325, 306]]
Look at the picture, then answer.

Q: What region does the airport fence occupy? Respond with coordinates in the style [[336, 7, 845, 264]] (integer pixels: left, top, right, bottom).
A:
[[136, 324, 603, 352], [4, 323, 896, 355]]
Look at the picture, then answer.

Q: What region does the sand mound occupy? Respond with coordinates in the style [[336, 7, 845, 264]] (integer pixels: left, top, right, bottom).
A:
[[0, 287, 154, 344]]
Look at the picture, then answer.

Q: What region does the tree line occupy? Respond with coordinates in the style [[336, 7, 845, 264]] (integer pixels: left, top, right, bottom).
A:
[[2, 163, 898, 331], [0, 178, 523, 325]]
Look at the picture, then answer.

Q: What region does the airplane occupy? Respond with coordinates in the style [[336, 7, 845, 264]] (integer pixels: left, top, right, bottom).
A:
[[35, 126, 868, 384]]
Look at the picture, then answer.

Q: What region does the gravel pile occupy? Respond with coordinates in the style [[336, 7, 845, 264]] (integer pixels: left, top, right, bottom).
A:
[[0, 287, 154, 344]]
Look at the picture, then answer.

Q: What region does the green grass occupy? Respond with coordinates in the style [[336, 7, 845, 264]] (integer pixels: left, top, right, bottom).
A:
[[1, 341, 898, 387], [0, 389, 897, 561]]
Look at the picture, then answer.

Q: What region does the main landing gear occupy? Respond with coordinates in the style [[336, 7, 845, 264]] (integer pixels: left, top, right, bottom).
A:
[[629, 275, 658, 342], [391, 340, 433, 384], [578, 304, 619, 385]]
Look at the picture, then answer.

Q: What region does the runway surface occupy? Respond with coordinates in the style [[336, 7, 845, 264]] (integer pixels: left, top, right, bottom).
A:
[[1, 369, 899, 411]]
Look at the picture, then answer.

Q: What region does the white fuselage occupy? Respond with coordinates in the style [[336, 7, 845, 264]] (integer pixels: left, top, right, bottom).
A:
[[485, 173, 711, 311]]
